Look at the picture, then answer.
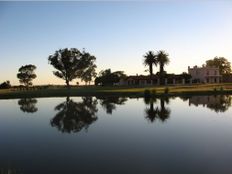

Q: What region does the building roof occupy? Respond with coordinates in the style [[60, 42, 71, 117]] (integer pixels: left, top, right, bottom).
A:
[[125, 74, 190, 80], [126, 75, 159, 80]]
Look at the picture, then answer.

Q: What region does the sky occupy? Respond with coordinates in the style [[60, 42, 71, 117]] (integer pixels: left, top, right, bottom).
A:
[[0, 1, 232, 85]]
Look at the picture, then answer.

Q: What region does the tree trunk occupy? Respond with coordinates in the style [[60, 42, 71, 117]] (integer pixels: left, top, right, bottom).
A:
[[149, 64, 153, 76], [150, 102, 154, 112], [160, 64, 164, 85], [66, 79, 70, 88]]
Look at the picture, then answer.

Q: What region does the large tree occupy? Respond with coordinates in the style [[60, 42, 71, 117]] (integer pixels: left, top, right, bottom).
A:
[[17, 64, 37, 87], [156, 50, 170, 84], [95, 69, 126, 86], [206, 57, 231, 75], [143, 51, 157, 76], [48, 48, 97, 87]]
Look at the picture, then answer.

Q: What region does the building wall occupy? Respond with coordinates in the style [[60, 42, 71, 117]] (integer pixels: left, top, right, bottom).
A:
[[188, 66, 221, 83]]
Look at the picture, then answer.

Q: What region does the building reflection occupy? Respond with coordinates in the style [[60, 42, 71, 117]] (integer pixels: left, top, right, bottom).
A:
[[96, 96, 127, 114], [51, 96, 98, 133], [18, 98, 38, 113], [144, 96, 170, 122], [188, 95, 232, 113]]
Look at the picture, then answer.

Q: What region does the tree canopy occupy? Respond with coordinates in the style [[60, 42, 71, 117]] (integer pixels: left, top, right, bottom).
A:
[[156, 50, 170, 75], [143, 51, 157, 76], [17, 64, 37, 87], [48, 48, 97, 87], [205, 57, 231, 75], [79, 51, 97, 85], [95, 69, 126, 86], [143, 50, 170, 84]]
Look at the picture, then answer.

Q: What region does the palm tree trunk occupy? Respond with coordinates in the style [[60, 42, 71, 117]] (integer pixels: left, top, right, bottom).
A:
[[150, 102, 154, 111], [149, 64, 153, 76], [159, 64, 164, 85]]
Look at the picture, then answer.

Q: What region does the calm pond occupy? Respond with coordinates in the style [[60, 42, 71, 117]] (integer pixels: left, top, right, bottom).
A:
[[0, 95, 232, 174]]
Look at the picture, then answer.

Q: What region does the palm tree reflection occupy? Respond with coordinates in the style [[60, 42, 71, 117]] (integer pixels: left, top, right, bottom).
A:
[[51, 96, 98, 133], [144, 96, 170, 122], [18, 98, 38, 113], [158, 97, 170, 121], [97, 96, 127, 114]]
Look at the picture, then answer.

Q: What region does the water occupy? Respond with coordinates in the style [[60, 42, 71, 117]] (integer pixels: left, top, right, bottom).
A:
[[0, 95, 232, 174]]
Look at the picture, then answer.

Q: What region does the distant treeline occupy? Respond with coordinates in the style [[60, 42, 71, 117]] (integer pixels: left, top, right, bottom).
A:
[[1, 48, 231, 89]]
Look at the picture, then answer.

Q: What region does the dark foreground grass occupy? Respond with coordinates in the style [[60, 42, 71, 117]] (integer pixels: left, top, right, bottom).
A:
[[1, 83, 232, 99]]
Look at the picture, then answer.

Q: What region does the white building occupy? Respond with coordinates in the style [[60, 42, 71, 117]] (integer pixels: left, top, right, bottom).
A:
[[188, 65, 221, 83]]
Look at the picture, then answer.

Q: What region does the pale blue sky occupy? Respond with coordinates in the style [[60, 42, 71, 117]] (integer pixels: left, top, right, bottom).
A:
[[0, 1, 232, 85]]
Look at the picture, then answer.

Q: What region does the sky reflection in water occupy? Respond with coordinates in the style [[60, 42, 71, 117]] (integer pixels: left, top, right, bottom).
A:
[[0, 95, 232, 174]]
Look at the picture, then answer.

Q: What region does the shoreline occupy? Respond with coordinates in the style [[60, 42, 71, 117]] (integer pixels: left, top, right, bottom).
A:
[[1, 83, 232, 99]]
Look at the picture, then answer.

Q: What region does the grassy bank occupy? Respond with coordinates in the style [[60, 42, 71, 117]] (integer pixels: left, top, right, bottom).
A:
[[1, 83, 232, 99]]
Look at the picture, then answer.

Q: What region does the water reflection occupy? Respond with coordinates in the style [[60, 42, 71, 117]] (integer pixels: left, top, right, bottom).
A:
[[188, 95, 232, 113], [144, 96, 170, 122], [18, 98, 38, 113], [51, 96, 98, 133], [97, 96, 127, 114], [0, 168, 20, 174]]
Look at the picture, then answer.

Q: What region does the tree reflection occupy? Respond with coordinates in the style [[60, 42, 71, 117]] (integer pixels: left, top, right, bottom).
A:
[[158, 97, 170, 121], [51, 96, 98, 133], [188, 95, 232, 113], [18, 98, 38, 113], [97, 96, 127, 114], [144, 96, 158, 122], [144, 96, 170, 122]]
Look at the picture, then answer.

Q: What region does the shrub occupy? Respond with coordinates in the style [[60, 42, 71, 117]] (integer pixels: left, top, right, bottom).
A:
[[0, 81, 11, 89]]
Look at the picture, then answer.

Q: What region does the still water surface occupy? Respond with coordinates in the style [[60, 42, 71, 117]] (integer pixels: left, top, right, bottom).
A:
[[0, 95, 232, 174]]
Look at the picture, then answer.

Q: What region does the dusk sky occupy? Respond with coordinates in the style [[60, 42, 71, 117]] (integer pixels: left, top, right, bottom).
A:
[[0, 1, 232, 85]]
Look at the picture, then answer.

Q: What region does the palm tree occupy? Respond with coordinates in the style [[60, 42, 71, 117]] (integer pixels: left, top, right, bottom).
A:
[[143, 51, 157, 76], [156, 50, 170, 84]]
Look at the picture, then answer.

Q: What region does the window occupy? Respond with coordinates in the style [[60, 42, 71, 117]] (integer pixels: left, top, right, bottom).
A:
[[215, 71, 217, 75]]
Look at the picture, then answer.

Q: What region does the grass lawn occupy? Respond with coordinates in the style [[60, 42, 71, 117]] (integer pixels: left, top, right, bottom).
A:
[[1, 83, 232, 99]]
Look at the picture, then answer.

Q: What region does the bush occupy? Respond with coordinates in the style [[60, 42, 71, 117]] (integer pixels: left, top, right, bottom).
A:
[[0, 81, 11, 89], [164, 87, 169, 94], [213, 88, 217, 92]]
